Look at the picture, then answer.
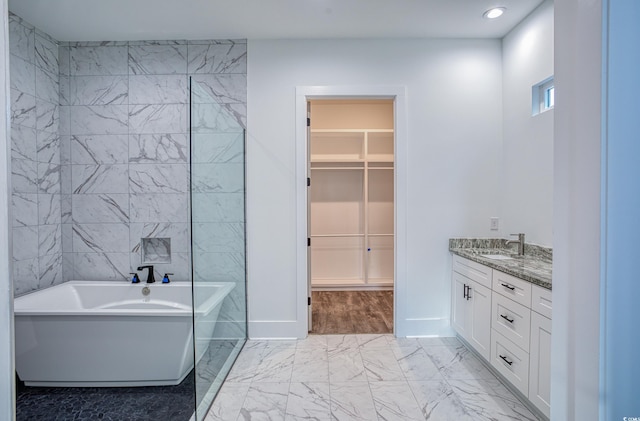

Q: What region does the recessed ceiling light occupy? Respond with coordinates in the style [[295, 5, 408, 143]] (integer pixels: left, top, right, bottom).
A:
[[483, 7, 506, 19]]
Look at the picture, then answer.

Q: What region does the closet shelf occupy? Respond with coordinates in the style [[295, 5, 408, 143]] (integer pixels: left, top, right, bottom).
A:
[[310, 157, 365, 163], [310, 128, 394, 133], [367, 155, 394, 163], [309, 103, 394, 290], [311, 234, 365, 238]]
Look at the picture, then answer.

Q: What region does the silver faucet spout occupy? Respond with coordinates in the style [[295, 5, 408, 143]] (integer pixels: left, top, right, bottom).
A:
[[506, 233, 525, 256]]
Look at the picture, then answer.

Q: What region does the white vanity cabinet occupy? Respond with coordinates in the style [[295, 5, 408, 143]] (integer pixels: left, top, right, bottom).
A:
[[528, 285, 552, 418], [451, 254, 552, 419], [490, 277, 532, 396], [451, 255, 492, 360]]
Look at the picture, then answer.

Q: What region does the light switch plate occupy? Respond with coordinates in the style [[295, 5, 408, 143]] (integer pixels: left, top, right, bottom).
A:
[[490, 217, 499, 231]]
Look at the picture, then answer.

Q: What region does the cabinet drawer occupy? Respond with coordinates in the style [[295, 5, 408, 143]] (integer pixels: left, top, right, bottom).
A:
[[531, 284, 552, 319], [492, 291, 531, 351], [492, 270, 532, 308], [452, 255, 492, 289], [491, 330, 530, 396]]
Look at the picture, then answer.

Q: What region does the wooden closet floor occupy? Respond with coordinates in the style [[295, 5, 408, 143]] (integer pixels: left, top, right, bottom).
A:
[[311, 290, 393, 334]]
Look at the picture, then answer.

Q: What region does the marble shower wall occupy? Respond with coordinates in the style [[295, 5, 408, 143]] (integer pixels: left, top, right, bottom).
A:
[[9, 11, 247, 316], [9, 14, 62, 296], [59, 40, 247, 283]]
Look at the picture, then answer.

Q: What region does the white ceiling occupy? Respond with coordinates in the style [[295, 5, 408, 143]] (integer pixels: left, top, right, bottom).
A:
[[9, 0, 546, 42]]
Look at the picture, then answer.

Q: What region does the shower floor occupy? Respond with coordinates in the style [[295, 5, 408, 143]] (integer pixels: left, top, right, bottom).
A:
[[16, 339, 240, 421]]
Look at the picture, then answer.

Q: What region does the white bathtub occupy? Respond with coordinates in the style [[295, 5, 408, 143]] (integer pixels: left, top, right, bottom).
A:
[[14, 280, 234, 387]]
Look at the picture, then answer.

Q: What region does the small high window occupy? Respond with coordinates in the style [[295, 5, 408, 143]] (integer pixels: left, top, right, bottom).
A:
[[532, 76, 554, 116]]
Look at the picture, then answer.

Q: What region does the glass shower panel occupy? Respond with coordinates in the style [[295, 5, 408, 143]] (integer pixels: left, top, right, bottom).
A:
[[189, 77, 247, 420]]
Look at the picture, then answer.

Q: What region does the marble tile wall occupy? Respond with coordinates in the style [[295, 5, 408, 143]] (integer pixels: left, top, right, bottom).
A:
[[9, 14, 62, 296], [58, 39, 247, 287], [9, 12, 247, 307]]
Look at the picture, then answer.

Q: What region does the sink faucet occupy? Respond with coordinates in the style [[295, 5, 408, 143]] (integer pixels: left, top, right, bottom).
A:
[[137, 265, 155, 283], [506, 233, 525, 256]]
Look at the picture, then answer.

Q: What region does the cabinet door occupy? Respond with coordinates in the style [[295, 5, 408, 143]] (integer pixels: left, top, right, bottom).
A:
[[529, 311, 552, 418], [451, 272, 469, 339], [467, 280, 492, 361]]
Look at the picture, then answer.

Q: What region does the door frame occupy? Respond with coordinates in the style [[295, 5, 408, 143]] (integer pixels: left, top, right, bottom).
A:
[[294, 85, 408, 338]]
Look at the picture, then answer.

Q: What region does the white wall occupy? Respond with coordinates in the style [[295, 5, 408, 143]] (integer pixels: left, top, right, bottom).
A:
[[247, 38, 503, 338], [1, 0, 16, 418], [502, 0, 554, 247], [552, 0, 603, 419], [600, 0, 640, 418]]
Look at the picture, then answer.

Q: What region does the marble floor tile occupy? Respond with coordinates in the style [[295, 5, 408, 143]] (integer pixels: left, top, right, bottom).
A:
[[244, 339, 298, 350], [291, 348, 329, 383], [408, 379, 474, 421], [296, 335, 328, 349], [500, 397, 541, 421], [423, 343, 496, 380], [329, 382, 377, 421], [225, 348, 263, 383], [237, 382, 289, 421], [325, 334, 359, 350], [205, 382, 250, 421], [393, 346, 443, 381], [369, 381, 425, 421], [285, 382, 331, 421], [360, 348, 405, 382], [252, 347, 296, 383], [418, 336, 461, 348], [356, 333, 393, 349], [208, 334, 542, 421], [328, 347, 367, 382], [448, 378, 539, 421], [386, 336, 421, 354]]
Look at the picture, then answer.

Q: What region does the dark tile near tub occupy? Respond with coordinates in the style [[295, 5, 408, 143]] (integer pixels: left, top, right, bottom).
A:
[[16, 370, 195, 421]]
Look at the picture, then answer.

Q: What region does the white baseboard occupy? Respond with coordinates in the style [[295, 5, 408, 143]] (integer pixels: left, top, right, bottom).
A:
[[248, 320, 304, 339], [247, 318, 454, 339], [396, 317, 454, 338]]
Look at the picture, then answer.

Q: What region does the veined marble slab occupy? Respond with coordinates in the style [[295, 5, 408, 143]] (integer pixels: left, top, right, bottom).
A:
[[449, 238, 552, 289]]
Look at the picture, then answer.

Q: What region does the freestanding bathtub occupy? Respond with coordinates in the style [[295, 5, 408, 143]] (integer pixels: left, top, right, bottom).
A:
[[14, 280, 234, 387]]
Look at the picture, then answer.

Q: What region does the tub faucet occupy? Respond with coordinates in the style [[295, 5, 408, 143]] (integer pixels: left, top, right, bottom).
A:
[[137, 265, 155, 283], [506, 233, 525, 256]]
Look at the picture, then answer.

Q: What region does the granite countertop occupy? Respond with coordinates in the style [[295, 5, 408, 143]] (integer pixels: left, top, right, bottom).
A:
[[449, 238, 552, 290]]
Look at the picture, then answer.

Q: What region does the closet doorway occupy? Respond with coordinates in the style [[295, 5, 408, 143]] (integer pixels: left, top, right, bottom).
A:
[[307, 99, 395, 334]]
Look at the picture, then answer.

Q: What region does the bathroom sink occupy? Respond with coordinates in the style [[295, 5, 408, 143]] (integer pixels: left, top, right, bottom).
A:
[[480, 254, 514, 261]]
